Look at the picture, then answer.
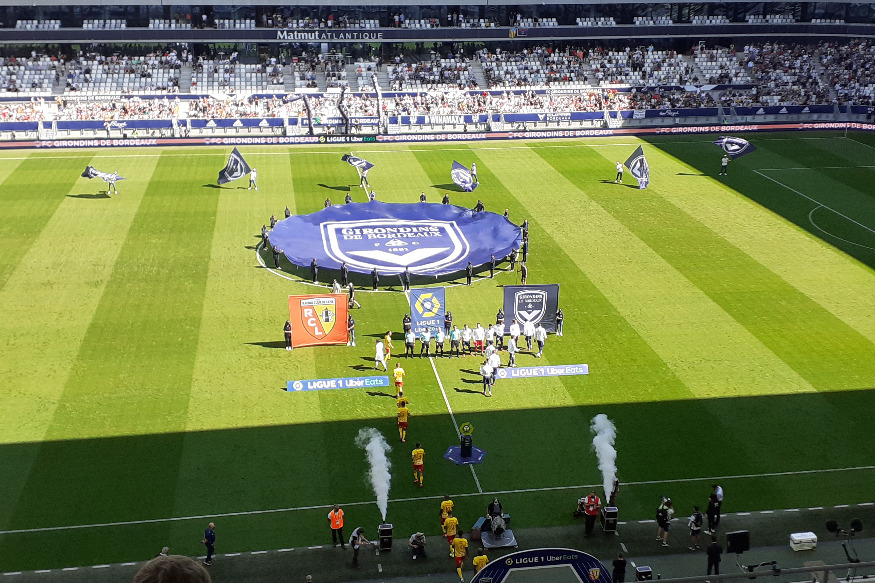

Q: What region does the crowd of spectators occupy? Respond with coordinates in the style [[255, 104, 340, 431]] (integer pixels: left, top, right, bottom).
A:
[[388, 54, 475, 91], [820, 39, 875, 105], [737, 42, 830, 105], [6, 40, 875, 122]]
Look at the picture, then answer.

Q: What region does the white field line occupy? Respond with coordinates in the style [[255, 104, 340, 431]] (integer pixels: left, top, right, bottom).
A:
[[429, 355, 483, 494], [1, 466, 871, 536], [5, 501, 875, 577], [752, 169, 875, 236]]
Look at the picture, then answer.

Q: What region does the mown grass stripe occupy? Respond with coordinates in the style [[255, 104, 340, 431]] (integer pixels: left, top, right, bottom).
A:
[[636, 143, 875, 347], [586, 144, 875, 393], [0, 156, 90, 290], [515, 143, 816, 399], [6, 153, 223, 533]]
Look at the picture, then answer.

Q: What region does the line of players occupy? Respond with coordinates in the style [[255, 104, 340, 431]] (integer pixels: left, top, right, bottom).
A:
[[400, 308, 564, 364]]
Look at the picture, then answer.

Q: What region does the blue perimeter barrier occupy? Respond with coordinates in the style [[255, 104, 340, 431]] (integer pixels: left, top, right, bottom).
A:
[[5, 121, 874, 150]]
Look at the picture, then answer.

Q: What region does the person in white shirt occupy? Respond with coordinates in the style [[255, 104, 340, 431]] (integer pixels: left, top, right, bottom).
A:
[[473, 323, 486, 355], [614, 161, 623, 184], [404, 330, 416, 358], [480, 361, 493, 396], [461, 324, 473, 355], [508, 319, 520, 344], [375, 339, 387, 371], [249, 167, 258, 190], [523, 320, 536, 351], [332, 279, 341, 294], [487, 351, 501, 390], [485, 324, 496, 347], [484, 342, 495, 359], [534, 323, 547, 357], [434, 326, 445, 357], [419, 328, 431, 358], [495, 321, 505, 350], [471, 162, 478, 183], [507, 336, 518, 367]]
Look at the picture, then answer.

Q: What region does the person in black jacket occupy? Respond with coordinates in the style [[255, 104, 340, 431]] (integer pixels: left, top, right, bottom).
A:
[[372, 267, 379, 290], [466, 262, 473, 285], [284, 320, 293, 351], [311, 258, 318, 284], [706, 535, 723, 575], [273, 245, 282, 269], [612, 553, 627, 582], [341, 261, 349, 287]]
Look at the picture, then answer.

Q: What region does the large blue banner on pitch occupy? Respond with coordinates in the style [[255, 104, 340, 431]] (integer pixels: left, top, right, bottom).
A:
[[410, 287, 446, 336], [270, 202, 521, 276], [287, 375, 390, 392], [495, 364, 588, 380]]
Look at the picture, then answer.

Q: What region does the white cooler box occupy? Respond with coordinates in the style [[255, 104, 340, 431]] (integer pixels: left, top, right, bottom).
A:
[[790, 531, 818, 551]]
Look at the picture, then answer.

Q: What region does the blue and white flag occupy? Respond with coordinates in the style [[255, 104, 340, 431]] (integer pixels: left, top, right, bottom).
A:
[[217, 147, 251, 184], [713, 136, 757, 158], [81, 166, 125, 182], [451, 161, 478, 192], [341, 154, 374, 173], [410, 287, 446, 336], [270, 202, 521, 276], [624, 146, 650, 190]]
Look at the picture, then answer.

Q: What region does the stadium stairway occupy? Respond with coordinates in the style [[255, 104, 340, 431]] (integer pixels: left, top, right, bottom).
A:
[[51, 65, 65, 95], [284, 64, 296, 92], [178, 63, 192, 93], [471, 61, 487, 89]]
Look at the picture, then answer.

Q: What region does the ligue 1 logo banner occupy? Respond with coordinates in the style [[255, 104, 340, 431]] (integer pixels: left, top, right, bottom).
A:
[[410, 287, 446, 336], [503, 284, 560, 333], [288, 294, 349, 347], [270, 202, 521, 276], [470, 548, 611, 583]]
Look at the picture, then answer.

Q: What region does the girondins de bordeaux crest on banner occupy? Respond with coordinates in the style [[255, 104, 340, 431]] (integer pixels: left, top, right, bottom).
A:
[[270, 202, 521, 277], [503, 285, 560, 332]]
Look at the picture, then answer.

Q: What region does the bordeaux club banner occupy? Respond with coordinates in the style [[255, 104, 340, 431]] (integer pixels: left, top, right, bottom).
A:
[[410, 287, 446, 336], [288, 294, 349, 347], [269, 202, 521, 276], [502, 284, 560, 333]]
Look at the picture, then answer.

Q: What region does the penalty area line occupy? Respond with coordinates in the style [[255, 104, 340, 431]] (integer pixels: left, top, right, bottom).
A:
[[752, 169, 875, 236]]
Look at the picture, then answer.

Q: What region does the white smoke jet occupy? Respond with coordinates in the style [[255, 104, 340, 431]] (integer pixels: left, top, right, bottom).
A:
[[355, 428, 392, 521], [590, 414, 618, 501]]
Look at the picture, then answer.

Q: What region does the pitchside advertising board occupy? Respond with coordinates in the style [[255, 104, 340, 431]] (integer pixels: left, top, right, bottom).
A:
[[410, 287, 446, 336], [270, 202, 521, 276], [471, 548, 611, 583], [503, 284, 560, 333], [288, 293, 349, 347]]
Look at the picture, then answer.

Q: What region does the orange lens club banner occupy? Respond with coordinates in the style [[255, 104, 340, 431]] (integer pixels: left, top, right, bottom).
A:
[[288, 294, 349, 347]]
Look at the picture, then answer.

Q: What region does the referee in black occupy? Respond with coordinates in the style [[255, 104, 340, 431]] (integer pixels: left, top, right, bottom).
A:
[[284, 320, 293, 351]]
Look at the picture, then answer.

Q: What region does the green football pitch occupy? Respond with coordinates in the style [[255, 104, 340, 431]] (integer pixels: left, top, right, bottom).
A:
[[0, 132, 873, 573]]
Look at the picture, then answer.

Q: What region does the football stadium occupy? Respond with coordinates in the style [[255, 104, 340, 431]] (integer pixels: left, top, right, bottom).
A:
[[1, 2, 874, 583]]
